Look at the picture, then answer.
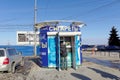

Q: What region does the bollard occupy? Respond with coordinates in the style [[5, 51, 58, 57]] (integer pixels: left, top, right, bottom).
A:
[[119, 52, 120, 58], [92, 48, 95, 55], [104, 51, 106, 56], [105, 51, 106, 56], [108, 51, 110, 57]]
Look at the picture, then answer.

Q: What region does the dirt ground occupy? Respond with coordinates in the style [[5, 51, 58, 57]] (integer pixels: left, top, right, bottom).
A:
[[0, 56, 120, 80], [0, 57, 33, 80]]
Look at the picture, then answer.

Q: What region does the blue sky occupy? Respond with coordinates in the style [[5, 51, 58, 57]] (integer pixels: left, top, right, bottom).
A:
[[0, 0, 120, 45]]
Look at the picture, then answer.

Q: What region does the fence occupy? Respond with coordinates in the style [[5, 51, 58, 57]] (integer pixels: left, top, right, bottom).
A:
[[83, 51, 120, 58], [0, 45, 40, 56]]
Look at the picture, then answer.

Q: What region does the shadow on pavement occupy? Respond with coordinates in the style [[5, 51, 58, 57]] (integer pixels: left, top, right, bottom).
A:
[[88, 67, 120, 80], [29, 57, 41, 67], [83, 57, 120, 70], [16, 58, 32, 75], [71, 73, 91, 80]]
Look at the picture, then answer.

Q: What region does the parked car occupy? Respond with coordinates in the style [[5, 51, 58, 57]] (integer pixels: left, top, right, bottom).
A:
[[97, 45, 106, 51], [0, 48, 24, 73], [82, 45, 97, 51], [106, 46, 120, 50]]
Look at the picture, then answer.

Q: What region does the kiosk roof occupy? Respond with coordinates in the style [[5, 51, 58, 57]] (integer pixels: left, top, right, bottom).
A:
[[35, 20, 85, 29]]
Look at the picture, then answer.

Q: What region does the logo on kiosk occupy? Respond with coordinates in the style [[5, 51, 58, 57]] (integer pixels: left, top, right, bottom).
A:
[[40, 34, 46, 40], [41, 42, 47, 48], [48, 26, 80, 32]]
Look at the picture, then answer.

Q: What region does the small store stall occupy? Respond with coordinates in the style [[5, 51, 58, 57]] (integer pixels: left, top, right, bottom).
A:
[[36, 20, 85, 70]]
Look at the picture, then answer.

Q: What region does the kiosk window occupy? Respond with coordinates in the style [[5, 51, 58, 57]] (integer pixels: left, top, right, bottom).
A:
[[0, 50, 4, 57]]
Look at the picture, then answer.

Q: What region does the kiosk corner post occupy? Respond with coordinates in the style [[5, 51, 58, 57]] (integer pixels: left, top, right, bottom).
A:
[[57, 33, 61, 71]]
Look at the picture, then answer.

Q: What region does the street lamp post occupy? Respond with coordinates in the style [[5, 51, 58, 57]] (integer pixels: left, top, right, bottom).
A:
[[34, 0, 37, 56]]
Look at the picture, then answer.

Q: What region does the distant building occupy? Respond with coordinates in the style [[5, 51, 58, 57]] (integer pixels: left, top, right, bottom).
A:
[[17, 31, 39, 45]]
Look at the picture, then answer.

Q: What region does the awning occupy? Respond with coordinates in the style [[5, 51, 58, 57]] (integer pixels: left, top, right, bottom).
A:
[[35, 20, 86, 29]]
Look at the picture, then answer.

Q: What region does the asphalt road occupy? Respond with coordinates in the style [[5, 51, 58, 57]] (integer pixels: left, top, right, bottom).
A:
[[83, 56, 120, 70]]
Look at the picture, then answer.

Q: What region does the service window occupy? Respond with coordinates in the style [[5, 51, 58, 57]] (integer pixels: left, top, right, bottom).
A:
[[0, 50, 5, 57]]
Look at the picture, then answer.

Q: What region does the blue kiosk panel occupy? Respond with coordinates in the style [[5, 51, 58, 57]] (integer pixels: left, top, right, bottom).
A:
[[39, 32, 48, 67], [48, 36, 57, 67], [75, 35, 81, 66]]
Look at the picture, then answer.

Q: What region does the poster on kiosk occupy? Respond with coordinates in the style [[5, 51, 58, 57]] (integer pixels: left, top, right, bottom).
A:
[[39, 21, 84, 70]]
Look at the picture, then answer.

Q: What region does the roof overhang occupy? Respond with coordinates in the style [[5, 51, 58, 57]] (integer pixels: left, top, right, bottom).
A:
[[35, 20, 86, 29]]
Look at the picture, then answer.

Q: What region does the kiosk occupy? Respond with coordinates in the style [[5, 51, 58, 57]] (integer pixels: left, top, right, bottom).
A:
[[36, 20, 85, 70]]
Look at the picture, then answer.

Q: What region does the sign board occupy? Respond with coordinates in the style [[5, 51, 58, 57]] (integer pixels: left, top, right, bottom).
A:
[[40, 26, 81, 33], [39, 33, 48, 67]]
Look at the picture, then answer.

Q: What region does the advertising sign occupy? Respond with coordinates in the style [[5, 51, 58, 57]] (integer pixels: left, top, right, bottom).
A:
[[39, 33, 48, 67], [48, 26, 80, 32], [40, 26, 49, 33], [75, 35, 81, 66], [48, 36, 56, 67]]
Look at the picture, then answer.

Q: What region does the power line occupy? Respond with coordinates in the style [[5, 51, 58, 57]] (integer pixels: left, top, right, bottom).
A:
[[61, 0, 120, 20], [37, 0, 99, 10], [0, 24, 33, 27], [0, 24, 33, 31], [0, 18, 18, 23]]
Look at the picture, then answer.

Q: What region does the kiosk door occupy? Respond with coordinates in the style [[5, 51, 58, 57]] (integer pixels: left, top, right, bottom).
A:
[[72, 36, 76, 69], [48, 36, 56, 67], [56, 32, 81, 70], [56, 33, 61, 71], [73, 35, 81, 69]]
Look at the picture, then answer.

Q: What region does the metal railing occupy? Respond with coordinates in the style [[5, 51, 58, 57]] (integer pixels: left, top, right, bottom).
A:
[[83, 50, 120, 58]]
